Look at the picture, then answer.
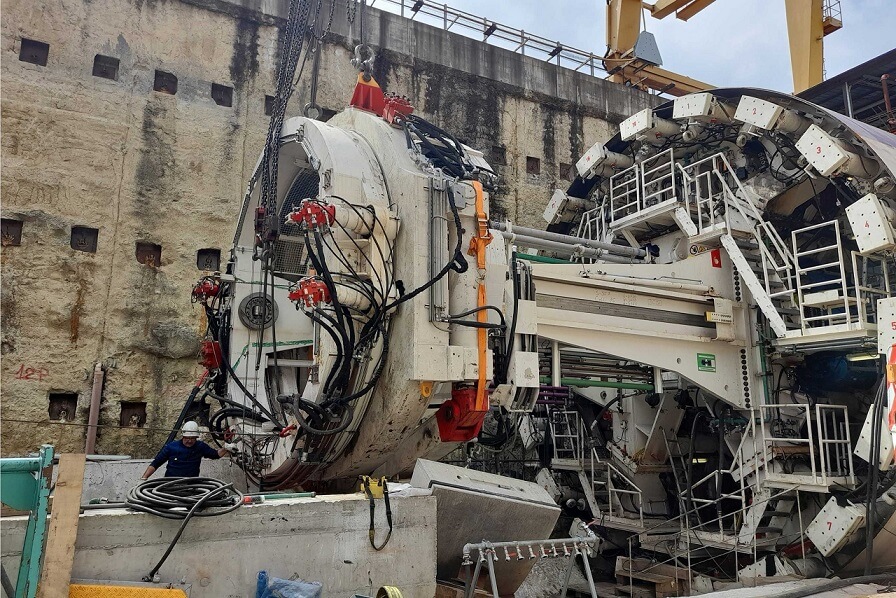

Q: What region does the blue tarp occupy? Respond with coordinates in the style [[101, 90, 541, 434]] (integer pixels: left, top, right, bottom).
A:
[[256, 570, 323, 598]]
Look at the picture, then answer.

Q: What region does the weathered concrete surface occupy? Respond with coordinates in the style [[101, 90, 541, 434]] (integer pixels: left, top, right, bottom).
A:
[[0, 0, 658, 457], [1, 493, 437, 597]]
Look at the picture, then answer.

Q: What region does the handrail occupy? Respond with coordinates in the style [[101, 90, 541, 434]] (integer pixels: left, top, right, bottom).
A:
[[371, 0, 611, 78], [620, 483, 803, 591], [678, 153, 797, 305]]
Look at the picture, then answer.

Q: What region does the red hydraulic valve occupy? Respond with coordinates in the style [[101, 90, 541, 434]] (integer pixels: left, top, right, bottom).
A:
[[382, 94, 414, 125], [199, 340, 223, 369], [289, 278, 331, 308], [191, 278, 220, 302], [286, 200, 335, 229]]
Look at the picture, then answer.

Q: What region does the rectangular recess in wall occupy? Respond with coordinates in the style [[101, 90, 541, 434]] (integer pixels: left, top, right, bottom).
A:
[[70, 226, 99, 253], [92, 54, 119, 80], [491, 146, 507, 166], [135, 241, 162, 267], [154, 70, 177, 95], [19, 38, 49, 66], [48, 392, 78, 422], [1, 218, 24, 246], [211, 83, 233, 107], [526, 156, 541, 175], [560, 162, 575, 182], [185, 401, 210, 427], [197, 248, 221, 271], [119, 401, 146, 427], [265, 95, 276, 116]]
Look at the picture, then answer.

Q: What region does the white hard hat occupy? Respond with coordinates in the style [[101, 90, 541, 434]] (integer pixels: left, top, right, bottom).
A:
[[181, 421, 201, 438]]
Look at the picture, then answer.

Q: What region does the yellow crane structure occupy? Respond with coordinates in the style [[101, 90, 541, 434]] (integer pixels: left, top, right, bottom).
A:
[[604, 0, 842, 95]]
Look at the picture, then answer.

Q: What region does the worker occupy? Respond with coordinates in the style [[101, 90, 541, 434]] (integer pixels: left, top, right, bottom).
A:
[[141, 421, 236, 480]]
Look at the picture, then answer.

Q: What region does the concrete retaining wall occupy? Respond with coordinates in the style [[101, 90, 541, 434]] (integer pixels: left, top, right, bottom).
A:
[[0, 0, 657, 458], [1, 493, 437, 597]]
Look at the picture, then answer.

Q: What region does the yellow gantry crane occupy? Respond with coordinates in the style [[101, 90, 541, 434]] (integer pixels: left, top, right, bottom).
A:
[[604, 0, 842, 95]]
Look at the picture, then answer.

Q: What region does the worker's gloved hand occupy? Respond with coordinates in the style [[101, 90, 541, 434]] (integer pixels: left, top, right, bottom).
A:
[[223, 442, 239, 453]]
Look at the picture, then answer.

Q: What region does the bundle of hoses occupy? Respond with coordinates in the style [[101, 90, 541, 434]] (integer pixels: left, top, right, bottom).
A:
[[126, 477, 243, 581]]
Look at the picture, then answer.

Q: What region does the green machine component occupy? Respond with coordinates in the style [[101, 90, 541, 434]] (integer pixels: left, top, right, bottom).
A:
[[0, 444, 54, 598]]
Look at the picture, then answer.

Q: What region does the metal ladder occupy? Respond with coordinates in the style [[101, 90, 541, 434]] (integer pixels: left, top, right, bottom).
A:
[[792, 220, 855, 333]]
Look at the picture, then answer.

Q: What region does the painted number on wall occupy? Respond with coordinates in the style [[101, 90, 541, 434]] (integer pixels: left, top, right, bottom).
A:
[[14, 364, 48, 381]]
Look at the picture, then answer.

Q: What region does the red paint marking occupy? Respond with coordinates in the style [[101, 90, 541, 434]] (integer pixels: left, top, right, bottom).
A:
[[711, 248, 722, 268], [14, 364, 48, 381]]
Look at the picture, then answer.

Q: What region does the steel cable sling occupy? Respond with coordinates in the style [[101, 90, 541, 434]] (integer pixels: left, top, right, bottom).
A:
[[126, 477, 244, 581]]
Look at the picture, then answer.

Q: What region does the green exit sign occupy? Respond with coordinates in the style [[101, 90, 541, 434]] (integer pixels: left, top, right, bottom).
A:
[[697, 353, 716, 372]]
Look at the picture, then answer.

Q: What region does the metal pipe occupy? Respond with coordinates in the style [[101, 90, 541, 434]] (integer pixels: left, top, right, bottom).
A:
[[244, 491, 317, 500], [538, 377, 654, 391], [551, 341, 561, 387], [579, 271, 713, 294], [0, 458, 43, 473], [506, 233, 636, 264], [485, 551, 500, 597], [491, 221, 646, 258], [85, 363, 105, 455], [580, 549, 599, 597], [883, 74, 896, 133], [514, 253, 570, 265]]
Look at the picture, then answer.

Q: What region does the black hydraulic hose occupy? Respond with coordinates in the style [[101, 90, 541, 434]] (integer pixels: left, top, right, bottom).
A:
[[0, 563, 14, 598], [323, 330, 390, 407], [502, 255, 520, 382], [385, 186, 467, 312], [165, 380, 205, 445], [306, 308, 348, 395], [591, 395, 622, 447], [865, 375, 887, 574], [126, 478, 243, 581], [214, 312, 281, 425], [292, 397, 354, 436], [305, 231, 353, 393]]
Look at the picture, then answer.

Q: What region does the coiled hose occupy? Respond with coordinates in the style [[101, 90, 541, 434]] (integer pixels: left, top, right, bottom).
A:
[[126, 477, 243, 581]]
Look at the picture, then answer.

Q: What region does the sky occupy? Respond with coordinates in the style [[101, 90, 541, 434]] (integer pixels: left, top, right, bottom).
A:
[[373, 0, 896, 93]]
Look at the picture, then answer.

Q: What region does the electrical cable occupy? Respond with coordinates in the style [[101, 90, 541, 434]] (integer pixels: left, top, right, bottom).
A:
[[865, 374, 887, 574], [126, 477, 243, 581]]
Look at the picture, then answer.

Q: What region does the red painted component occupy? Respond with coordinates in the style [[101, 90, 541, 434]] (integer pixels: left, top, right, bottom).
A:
[[350, 73, 386, 115], [435, 386, 488, 442], [711, 248, 722, 268], [278, 424, 297, 438], [781, 538, 815, 558], [289, 277, 331, 308], [287, 200, 335, 229], [382, 94, 414, 124], [199, 340, 223, 369], [192, 278, 220, 302]]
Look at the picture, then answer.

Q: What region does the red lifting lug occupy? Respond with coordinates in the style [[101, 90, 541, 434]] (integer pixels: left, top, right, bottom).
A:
[[199, 340, 223, 369], [435, 386, 488, 442], [286, 200, 336, 230], [382, 94, 414, 125], [288, 277, 331, 308]]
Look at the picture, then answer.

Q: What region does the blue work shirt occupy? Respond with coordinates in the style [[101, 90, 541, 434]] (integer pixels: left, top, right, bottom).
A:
[[150, 439, 220, 477]]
